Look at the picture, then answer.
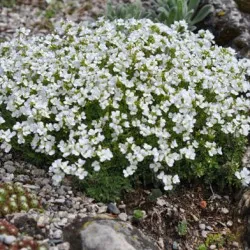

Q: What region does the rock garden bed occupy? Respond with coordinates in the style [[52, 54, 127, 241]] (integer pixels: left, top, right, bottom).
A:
[[0, 1, 249, 250]]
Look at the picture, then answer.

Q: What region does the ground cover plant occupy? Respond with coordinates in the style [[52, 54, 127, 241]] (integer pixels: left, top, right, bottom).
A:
[[0, 18, 249, 200], [105, 0, 213, 31]]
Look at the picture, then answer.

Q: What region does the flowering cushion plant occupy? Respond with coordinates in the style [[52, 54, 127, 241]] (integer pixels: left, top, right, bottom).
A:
[[0, 19, 249, 190]]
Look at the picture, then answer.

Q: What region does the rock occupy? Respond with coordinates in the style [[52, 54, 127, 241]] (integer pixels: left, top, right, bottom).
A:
[[53, 229, 63, 239], [23, 184, 40, 190], [58, 211, 68, 218], [37, 215, 50, 227], [221, 208, 229, 214], [156, 197, 171, 207], [232, 241, 239, 247], [58, 218, 68, 227], [2, 173, 14, 182], [4, 161, 16, 173], [63, 217, 159, 250], [15, 175, 30, 183], [97, 205, 107, 214], [199, 224, 206, 230], [201, 230, 208, 238], [107, 203, 120, 215], [172, 241, 179, 249], [118, 213, 128, 221], [54, 198, 66, 204], [179, 208, 185, 213], [118, 201, 126, 210], [68, 214, 77, 220], [0, 169, 6, 176], [191, 214, 199, 222], [0, 235, 5, 243], [31, 168, 45, 177], [57, 242, 71, 250], [209, 245, 216, 249], [227, 220, 233, 227], [201, 0, 250, 58], [3, 235, 16, 245], [235, 0, 250, 14]]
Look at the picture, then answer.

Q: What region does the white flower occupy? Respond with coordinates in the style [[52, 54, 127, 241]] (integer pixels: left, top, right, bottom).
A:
[[97, 148, 113, 162], [172, 175, 180, 184], [0, 18, 248, 187], [92, 161, 101, 172], [235, 167, 250, 186]]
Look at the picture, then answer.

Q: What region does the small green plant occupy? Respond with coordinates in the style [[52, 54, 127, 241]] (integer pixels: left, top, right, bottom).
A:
[[133, 209, 144, 220], [147, 188, 163, 202], [197, 244, 207, 250], [152, 0, 213, 30], [105, 0, 150, 20], [0, 0, 16, 8], [75, 169, 132, 202], [0, 183, 41, 217], [105, 0, 213, 31], [205, 233, 225, 248], [177, 220, 188, 236]]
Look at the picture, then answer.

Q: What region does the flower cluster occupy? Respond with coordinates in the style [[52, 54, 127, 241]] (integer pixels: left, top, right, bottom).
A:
[[0, 19, 249, 190], [235, 167, 250, 186]]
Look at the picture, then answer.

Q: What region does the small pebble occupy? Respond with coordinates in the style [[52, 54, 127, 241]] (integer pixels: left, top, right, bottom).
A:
[[191, 214, 199, 222], [209, 245, 216, 249], [201, 230, 208, 238], [199, 224, 206, 230], [118, 212, 128, 221], [97, 205, 107, 214], [179, 208, 185, 213], [107, 203, 120, 215], [57, 242, 70, 250], [232, 241, 239, 247], [172, 241, 179, 250], [221, 207, 229, 214], [53, 229, 63, 239], [3, 235, 17, 245], [227, 220, 233, 227], [4, 162, 16, 173]]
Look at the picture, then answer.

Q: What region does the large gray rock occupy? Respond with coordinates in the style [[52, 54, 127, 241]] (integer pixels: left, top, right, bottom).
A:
[[201, 0, 250, 58], [235, 0, 250, 14], [63, 216, 159, 250]]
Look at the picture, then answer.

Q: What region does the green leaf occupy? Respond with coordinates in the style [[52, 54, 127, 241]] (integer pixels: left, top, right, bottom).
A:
[[157, 6, 170, 17], [190, 4, 213, 25], [168, 7, 178, 24], [176, 0, 184, 20], [185, 9, 194, 22], [188, 0, 200, 13]]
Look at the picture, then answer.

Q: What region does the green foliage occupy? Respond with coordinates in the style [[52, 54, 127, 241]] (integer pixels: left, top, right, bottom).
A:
[[105, 0, 150, 20], [205, 233, 225, 248], [133, 209, 144, 219], [177, 220, 188, 236], [105, 0, 213, 31], [196, 244, 207, 250], [0, 183, 42, 217], [182, 135, 247, 189], [152, 0, 213, 30], [75, 168, 132, 202], [147, 188, 163, 202], [0, 0, 16, 8]]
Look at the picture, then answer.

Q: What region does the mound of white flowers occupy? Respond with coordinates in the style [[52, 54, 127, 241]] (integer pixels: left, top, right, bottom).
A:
[[0, 18, 249, 190]]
